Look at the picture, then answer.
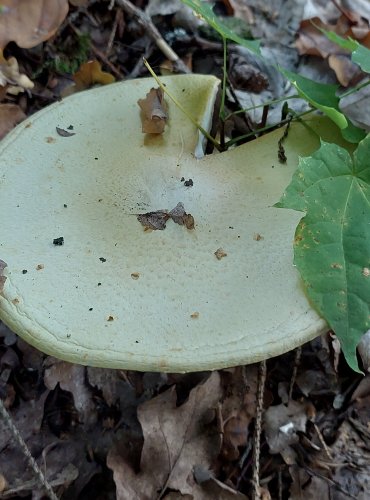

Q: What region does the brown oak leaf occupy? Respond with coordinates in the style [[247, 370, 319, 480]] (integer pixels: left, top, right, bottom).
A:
[[107, 372, 223, 499]]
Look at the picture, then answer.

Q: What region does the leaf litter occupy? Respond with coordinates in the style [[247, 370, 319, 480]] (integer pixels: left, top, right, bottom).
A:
[[1, 0, 370, 498]]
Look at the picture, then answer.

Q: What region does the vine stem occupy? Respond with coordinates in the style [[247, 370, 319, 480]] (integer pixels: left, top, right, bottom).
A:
[[339, 78, 370, 99], [220, 36, 227, 121], [252, 360, 266, 500], [0, 398, 58, 500], [225, 108, 314, 148], [225, 94, 301, 121]]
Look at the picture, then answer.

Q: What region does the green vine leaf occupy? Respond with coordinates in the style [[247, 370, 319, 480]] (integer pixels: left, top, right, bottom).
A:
[[276, 135, 370, 372], [181, 0, 260, 55], [279, 68, 348, 129]]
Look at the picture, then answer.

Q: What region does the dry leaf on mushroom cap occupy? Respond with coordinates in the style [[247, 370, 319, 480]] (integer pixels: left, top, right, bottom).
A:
[[138, 87, 168, 134]]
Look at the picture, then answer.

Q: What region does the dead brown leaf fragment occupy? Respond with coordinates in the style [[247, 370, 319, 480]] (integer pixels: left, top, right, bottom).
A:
[[296, 15, 370, 86], [107, 372, 223, 499], [169, 202, 195, 230], [0, 0, 69, 50], [0, 104, 26, 139], [215, 248, 227, 260], [138, 87, 168, 134], [0, 259, 7, 293], [73, 60, 115, 91], [137, 209, 170, 230], [137, 202, 194, 231]]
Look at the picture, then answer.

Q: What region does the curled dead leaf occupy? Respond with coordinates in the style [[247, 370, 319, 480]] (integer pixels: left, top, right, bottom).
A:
[[0, 0, 69, 50], [0, 50, 34, 95], [0, 259, 7, 293], [0, 104, 26, 139], [73, 60, 115, 91], [137, 202, 194, 231], [138, 87, 168, 134]]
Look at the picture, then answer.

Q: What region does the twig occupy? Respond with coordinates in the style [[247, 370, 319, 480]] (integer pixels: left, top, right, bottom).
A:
[[115, 0, 191, 74], [0, 398, 58, 500], [68, 20, 126, 79], [106, 7, 122, 55], [313, 422, 333, 460], [252, 360, 266, 500], [278, 466, 283, 500], [91, 44, 126, 79], [304, 466, 357, 499], [128, 38, 154, 79], [289, 346, 302, 401]]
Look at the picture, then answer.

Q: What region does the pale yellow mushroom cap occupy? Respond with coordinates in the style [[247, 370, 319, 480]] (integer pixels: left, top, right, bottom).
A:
[[0, 75, 344, 371]]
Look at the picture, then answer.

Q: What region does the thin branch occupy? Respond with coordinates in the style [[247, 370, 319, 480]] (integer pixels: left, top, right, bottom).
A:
[[0, 398, 58, 500], [289, 346, 302, 401], [115, 0, 191, 74], [68, 20, 126, 79]]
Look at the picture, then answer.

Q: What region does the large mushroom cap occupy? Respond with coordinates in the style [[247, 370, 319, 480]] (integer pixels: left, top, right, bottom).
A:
[[0, 75, 343, 371]]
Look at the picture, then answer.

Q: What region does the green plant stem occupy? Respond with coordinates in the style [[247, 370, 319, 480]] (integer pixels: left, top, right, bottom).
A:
[[225, 94, 301, 121], [225, 109, 314, 148], [339, 78, 370, 98], [143, 58, 222, 151], [220, 36, 227, 121]]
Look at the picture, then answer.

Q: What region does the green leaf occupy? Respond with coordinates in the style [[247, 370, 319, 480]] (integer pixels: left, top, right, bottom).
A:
[[320, 29, 370, 73], [181, 0, 260, 55], [276, 135, 370, 372], [341, 119, 367, 143], [279, 68, 348, 129]]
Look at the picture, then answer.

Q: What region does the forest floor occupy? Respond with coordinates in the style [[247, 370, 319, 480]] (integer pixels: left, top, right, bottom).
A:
[[1, 0, 370, 498]]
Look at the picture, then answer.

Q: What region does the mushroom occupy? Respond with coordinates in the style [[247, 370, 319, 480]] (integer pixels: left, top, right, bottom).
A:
[[0, 75, 345, 371]]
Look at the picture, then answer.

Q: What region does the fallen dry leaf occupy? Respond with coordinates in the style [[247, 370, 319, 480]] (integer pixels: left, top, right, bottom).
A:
[[264, 401, 308, 456], [220, 366, 257, 461], [137, 202, 194, 231], [107, 372, 223, 499], [193, 465, 248, 499], [73, 60, 115, 90], [223, 0, 254, 25], [0, 0, 69, 50], [0, 50, 34, 95], [0, 259, 7, 293], [44, 359, 97, 427], [138, 87, 168, 134], [296, 15, 370, 86]]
